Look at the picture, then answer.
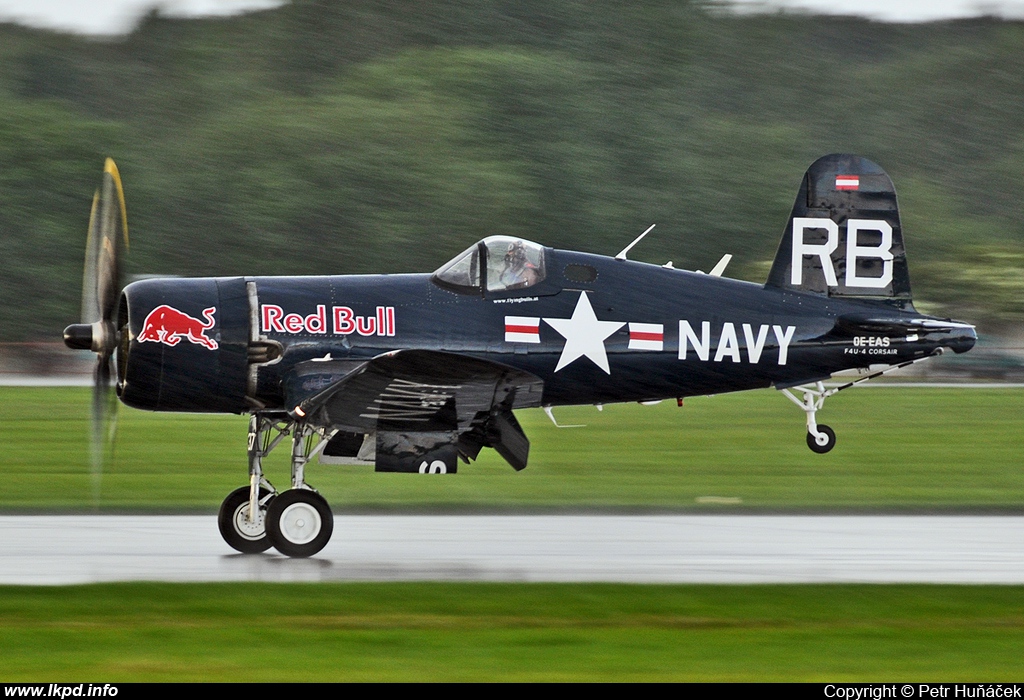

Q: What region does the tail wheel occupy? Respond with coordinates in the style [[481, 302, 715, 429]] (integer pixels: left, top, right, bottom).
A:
[[266, 489, 334, 558], [218, 486, 275, 554], [806, 424, 836, 454]]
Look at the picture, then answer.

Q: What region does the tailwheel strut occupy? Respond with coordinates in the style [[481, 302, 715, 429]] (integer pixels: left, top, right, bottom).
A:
[[780, 382, 837, 454], [778, 353, 941, 454]]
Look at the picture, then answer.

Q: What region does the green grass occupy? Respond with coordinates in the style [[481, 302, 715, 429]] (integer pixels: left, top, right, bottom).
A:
[[4, 387, 1023, 682], [1, 582, 1022, 681], [3, 386, 1022, 511]]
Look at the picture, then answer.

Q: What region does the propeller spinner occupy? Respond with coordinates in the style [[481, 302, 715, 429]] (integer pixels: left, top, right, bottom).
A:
[[63, 159, 129, 502]]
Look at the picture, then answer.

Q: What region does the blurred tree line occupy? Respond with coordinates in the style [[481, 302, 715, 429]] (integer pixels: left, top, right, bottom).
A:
[[0, 0, 1023, 340]]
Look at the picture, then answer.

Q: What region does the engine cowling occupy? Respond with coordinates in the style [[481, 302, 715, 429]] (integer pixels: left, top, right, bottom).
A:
[[116, 277, 251, 412]]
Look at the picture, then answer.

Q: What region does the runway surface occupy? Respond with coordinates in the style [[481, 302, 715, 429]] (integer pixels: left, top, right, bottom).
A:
[[4, 514, 1023, 585]]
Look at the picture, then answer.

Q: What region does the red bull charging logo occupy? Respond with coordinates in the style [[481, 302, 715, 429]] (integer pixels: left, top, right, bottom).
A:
[[138, 305, 218, 350]]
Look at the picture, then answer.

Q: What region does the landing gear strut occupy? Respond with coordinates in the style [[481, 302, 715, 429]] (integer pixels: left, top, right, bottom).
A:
[[217, 413, 337, 558], [781, 382, 837, 454], [779, 354, 940, 453]]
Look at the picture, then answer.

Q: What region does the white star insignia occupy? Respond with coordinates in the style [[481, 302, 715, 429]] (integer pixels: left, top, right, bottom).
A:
[[543, 292, 625, 374]]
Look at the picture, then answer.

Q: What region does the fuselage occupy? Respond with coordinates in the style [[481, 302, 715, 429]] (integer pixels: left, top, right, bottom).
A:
[[115, 247, 976, 413]]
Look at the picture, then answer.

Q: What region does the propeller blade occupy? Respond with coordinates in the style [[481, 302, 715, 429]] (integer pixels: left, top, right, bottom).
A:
[[96, 159, 128, 327], [72, 159, 129, 507], [90, 356, 111, 506], [80, 190, 101, 324]]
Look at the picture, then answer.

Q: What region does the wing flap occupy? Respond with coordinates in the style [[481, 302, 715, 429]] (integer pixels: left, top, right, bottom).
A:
[[284, 350, 543, 471], [287, 350, 541, 431], [487, 408, 530, 472]]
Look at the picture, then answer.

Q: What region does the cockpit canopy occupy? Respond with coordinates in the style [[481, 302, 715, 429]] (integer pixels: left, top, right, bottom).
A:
[[432, 236, 547, 294]]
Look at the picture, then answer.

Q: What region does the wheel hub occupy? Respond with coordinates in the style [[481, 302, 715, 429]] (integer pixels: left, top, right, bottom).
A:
[[278, 502, 322, 545], [232, 502, 266, 540]]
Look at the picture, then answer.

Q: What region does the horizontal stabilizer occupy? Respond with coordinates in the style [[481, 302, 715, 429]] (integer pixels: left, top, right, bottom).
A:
[[835, 313, 976, 336], [833, 313, 977, 354]]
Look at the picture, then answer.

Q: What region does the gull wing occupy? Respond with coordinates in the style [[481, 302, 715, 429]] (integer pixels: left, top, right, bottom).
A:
[[284, 350, 543, 470]]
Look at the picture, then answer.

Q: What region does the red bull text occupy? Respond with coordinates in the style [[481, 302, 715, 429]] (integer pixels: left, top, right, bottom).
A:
[[260, 304, 396, 337]]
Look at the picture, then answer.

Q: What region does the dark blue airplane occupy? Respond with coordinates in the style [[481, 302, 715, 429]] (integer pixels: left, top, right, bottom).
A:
[[64, 154, 976, 557]]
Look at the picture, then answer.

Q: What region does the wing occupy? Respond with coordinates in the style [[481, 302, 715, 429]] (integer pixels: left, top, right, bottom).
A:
[[283, 350, 543, 471]]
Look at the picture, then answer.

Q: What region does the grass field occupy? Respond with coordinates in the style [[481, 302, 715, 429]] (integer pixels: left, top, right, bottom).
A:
[[3, 386, 1022, 511], [1, 582, 1022, 682], [4, 386, 1022, 682]]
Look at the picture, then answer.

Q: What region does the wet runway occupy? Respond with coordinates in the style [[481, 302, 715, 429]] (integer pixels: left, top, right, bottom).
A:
[[4, 514, 1023, 585]]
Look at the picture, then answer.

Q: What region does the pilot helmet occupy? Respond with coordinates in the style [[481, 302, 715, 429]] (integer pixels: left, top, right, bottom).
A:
[[505, 240, 527, 265]]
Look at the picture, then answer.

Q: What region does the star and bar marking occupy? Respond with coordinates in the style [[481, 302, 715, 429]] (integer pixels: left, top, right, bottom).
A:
[[503, 291, 796, 373], [505, 292, 665, 373], [541, 292, 624, 374], [503, 292, 625, 373]]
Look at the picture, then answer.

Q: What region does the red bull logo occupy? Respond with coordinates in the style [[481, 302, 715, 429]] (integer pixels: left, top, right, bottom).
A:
[[138, 305, 218, 350], [260, 304, 396, 337]]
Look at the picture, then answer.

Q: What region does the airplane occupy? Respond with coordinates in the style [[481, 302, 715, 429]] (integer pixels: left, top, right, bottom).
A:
[[63, 153, 977, 557]]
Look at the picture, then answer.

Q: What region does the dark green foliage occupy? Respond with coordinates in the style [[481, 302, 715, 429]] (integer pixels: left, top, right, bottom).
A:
[[1, 2, 1023, 339]]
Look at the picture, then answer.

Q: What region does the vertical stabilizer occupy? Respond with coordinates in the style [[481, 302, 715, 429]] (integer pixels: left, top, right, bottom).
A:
[[765, 154, 913, 307]]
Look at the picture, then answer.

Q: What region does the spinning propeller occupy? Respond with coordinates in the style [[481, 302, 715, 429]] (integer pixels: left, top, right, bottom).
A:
[[63, 159, 129, 503]]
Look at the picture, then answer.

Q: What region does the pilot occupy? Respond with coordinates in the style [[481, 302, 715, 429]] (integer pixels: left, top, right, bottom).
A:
[[500, 240, 539, 289]]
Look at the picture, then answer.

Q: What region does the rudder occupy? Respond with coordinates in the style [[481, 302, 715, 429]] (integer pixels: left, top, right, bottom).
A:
[[765, 154, 913, 308]]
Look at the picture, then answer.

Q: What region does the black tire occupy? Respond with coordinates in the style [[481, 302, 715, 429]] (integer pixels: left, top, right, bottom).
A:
[[266, 489, 334, 558], [806, 424, 837, 454], [218, 486, 275, 554]]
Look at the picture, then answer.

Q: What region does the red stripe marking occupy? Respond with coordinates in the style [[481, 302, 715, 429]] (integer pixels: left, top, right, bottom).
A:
[[506, 325, 539, 335], [630, 331, 663, 342]]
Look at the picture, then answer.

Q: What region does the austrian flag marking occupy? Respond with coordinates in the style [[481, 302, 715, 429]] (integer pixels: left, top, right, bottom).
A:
[[835, 174, 860, 191], [628, 322, 664, 351], [505, 316, 540, 343]]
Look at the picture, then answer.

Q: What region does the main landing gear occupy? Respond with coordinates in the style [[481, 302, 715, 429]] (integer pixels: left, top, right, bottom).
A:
[[217, 414, 337, 558]]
